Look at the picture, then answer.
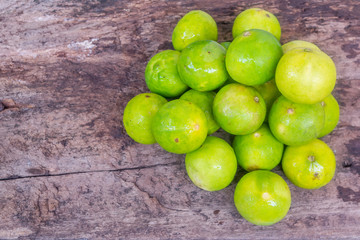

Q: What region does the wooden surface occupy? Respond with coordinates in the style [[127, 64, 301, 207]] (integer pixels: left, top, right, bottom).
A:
[[0, 0, 359, 239]]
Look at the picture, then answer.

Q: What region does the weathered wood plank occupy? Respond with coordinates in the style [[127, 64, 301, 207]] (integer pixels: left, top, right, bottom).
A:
[[1, 166, 360, 239], [0, 0, 359, 239]]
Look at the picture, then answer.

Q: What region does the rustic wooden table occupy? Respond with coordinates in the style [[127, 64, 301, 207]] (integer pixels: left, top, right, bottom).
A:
[[0, 0, 359, 239]]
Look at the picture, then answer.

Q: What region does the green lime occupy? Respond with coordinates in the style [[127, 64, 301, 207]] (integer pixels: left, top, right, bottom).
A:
[[269, 96, 325, 146], [123, 93, 167, 144], [185, 136, 237, 191], [232, 8, 281, 41], [234, 170, 291, 226], [253, 79, 281, 121], [318, 94, 340, 137], [213, 83, 266, 135], [226, 29, 283, 86], [282, 40, 320, 54], [180, 89, 220, 135], [233, 123, 284, 171], [177, 40, 228, 91], [145, 50, 188, 98], [282, 139, 336, 189], [275, 48, 336, 104], [172, 10, 217, 51], [151, 99, 208, 154], [220, 41, 231, 49]]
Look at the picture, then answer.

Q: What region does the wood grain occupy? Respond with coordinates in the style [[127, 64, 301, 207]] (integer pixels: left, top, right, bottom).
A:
[[0, 0, 359, 239]]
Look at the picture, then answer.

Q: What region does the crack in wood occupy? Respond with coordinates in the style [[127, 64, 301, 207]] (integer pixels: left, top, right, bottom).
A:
[[0, 161, 181, 182]]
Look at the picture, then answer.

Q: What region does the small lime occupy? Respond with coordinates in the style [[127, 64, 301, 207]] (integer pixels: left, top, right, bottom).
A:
[[151, 99, 208, 154], [123, 93, 167, 144], [185, 136, 237, 191], [282, 40, 320, 54], [269, 96, 325, 146], [234, 170, 291, 226], [226, 29, 283, 86], [233, 123, 284, 171], [282, 139, 336, 189], [177, 40, 228, 91], [253, 79, 281, 121], [275, 48, 336, 104], [145, 50, 188, 98], [172, 10, 217, 51], [213, 83, 266, 135], [232, 8, 281, 41]]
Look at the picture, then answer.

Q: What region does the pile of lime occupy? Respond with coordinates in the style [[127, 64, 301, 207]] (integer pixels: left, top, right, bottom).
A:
[[123, 8, 339, 226]]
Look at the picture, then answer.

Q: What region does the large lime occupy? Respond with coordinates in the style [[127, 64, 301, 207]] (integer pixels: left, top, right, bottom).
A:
[[226, 29, 283, 86], [172, 10, 217, 51], [151, 99, 208, 154], [233, 123, 284, 171], [213, 83, 266, 135], [145, 50, 188, 98], [232, 8, 281, 41], [185, 136, 237, 191], [234, 170, 291, 226], [269, 96, 325, 146], [123, 93, 167, 144], [282, 139, 336, 189], [177, 40, 228, 91], [180, 89, 220, 135], [275, 48, 336, 104]]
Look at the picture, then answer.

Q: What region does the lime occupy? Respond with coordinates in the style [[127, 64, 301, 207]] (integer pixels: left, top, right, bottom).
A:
[[232, 8, 281, 41], [220, 41, 231, 49], [213, 83, 266, 135], [123, 93, 167, 144], [226, 29, 283, 86], [145, 50, 188, 98], [180, 89, 220, 135], [253, 79, 281, 121], [177, 40, 228, 91], [282, 40, 320, 54], [151, 99, 208, 154], [275, 48, 336, 104], [185, 136, 237, 191], [234, 170, 291, 226], [318, 94, 340, 137], [282, 139, 336, 189], [233, 123, 284, 171], [172, 10, 217, 51], [269, 96, 325, 146]]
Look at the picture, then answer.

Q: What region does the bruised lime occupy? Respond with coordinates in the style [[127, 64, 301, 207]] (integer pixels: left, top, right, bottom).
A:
[[226, 29, 283, 86], [234, 170, 291, 226], [185, 136, 237, 191], [282, 139, 336, 189], [151, 99, 208, 154], [253, 79, 281, 121], [123, 93, 167, 144], [275, 48, 336, 104], [180, 89, 220, 135], [282, 40, 320, 54], [172, 10, 217, 51], [213, 83, 266, 135], [145, 50, 188, 98], [233, 123, 284, 171], [177, 40, 228, 91], [269, 96, 325, 146], [232, 8, 281, 41]]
